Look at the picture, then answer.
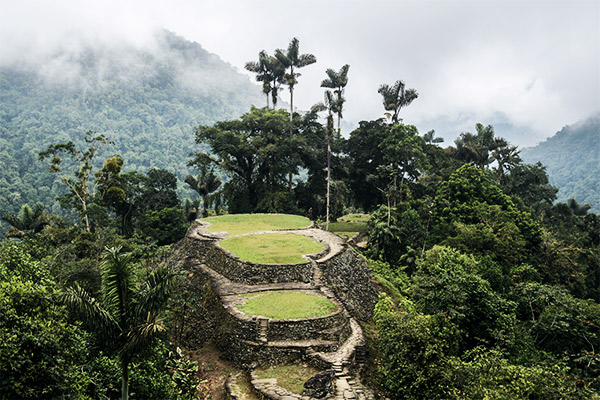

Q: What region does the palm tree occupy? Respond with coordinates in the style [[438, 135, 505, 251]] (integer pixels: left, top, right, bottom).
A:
[[275, 37, 317, 119], [183, 198, 201, 223], [423, 129, 444, 144], [185, 169, 222, 218], [320, 64, 350, 135], [276, 38, 316, 192], [377, 80, 418, 124], [455, 123, 508, 172], [60, 247, 173, 400], [245, 50, 274, 109], [269, 56, 286, 109], [312, 90, 342, 230], [491, 143, 521, 185], [2, 203, 50, 238], [568, 198, 591, 216]]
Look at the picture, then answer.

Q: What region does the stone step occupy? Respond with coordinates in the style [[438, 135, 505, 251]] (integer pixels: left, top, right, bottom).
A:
[[242, 338, 338, 349]]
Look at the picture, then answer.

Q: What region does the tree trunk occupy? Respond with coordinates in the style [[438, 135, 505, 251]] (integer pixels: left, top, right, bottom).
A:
[[288, 82, 294, 193], [121, 359, 129, 400], [326, 113, 334, 231], [398, 160, 407, 203], [326, 136, 331, 232], [202, 193, 208, 217], [82, 201, 90, 233]]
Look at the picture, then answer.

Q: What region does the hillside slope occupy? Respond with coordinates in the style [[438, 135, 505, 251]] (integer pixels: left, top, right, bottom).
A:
[[521, 113, 599, 212], [0, 29, 264, 221]]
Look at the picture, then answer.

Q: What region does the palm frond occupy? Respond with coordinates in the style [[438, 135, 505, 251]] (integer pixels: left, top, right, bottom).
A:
[[135, 266, 174, 320], [60, 285, 120, 338], [2, 213, 24, 230], [121, 311, 166, 360], [297, 53, 317, 67], [101, 246, 134, 324]]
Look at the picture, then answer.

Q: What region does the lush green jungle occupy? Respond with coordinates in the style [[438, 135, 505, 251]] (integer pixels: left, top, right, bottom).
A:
[[1, 34, 599, 399]]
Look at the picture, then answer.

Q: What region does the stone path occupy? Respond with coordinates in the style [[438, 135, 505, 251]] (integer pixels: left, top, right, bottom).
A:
[[187, 221, 373, 399], [310, 319, 374, 400], [193, 261, 313, 296]]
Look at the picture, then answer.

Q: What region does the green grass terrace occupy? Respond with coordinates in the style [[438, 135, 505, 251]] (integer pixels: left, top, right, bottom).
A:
[[254, 364, 321, 395], [219, 233, 324, 264], [235, 290, 339, 319], [201, 214, 311, 236]]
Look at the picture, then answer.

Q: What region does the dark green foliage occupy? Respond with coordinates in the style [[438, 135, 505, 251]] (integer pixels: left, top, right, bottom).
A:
[[185, 162, 222, 218], [377, 80, 418, 124], [140, 168, 181, 213], [192, 106, 324, 215], [450, 347, 579, 399], [0, 210, 198, 399], [411, 246, 517, 349], [433, 164, 542, 266], [344, 120, 429, 210], [373, 245, 599, 398], [0, 276, 92, 399], [374, 295, 460, 399], [501, 162, 558, 210], [2, 202, 50, 238], [60, 246, 175, 399], [367, 204, 425, 267], [138, 207, 188, 246], [39, 130, 112, 232], [453, 123, 507, 172]]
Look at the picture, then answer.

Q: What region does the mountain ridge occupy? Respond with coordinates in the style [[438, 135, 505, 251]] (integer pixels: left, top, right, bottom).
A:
[[0, 29, 264, 222], [521, 112, 599, 211]]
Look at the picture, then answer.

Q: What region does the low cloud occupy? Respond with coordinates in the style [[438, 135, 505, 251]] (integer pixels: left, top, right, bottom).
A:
[[1, 0, 598, 146]]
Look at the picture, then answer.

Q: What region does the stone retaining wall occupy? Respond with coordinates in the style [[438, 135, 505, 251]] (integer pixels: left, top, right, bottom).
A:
[[204, 244, 313, 285], [266, 310, 347, 342], [317, 245, 379, 321]]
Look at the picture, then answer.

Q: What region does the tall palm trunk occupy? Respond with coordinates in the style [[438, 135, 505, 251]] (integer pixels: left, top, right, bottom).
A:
[[121, 359, 129, 400], [326, 114, 333, 231], [288, 76, 295, 193]]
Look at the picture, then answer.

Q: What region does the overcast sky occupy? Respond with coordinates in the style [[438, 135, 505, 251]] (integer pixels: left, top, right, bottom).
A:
[[1, 0, 598, 147]]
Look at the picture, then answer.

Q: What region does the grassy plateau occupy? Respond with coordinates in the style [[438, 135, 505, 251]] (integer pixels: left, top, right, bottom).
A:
[[254, 364, 321, 394], [219, 233, 324, 264], [339, 213, 371, 222], [202, 214, 311, 236], [236, 290, 338, 319]]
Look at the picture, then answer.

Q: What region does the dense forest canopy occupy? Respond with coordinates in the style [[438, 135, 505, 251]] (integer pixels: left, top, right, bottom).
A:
[[1, 33, 599, 399]]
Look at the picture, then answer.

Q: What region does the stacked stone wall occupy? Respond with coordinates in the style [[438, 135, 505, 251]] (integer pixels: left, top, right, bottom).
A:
[[204, 244, 313, 284], [266, 310, 346, 342], [318, 245, 379, 321]]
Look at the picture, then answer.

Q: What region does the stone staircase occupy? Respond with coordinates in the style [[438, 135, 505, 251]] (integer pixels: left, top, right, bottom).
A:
[[257, 318, 269, 343]]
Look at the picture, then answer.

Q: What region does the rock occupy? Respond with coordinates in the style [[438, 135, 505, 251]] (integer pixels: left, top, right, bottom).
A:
[[302, 370, 335, 399]]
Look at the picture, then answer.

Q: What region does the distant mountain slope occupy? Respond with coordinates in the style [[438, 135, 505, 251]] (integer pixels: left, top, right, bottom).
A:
[[0, 29, 264, 220], [521, 113, 599, 212]]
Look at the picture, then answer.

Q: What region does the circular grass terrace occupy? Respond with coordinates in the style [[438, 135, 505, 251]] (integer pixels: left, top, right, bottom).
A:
[[201, 213, 311, 236], [235, 290, 338, 319], [219, 233, 324, 264]]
